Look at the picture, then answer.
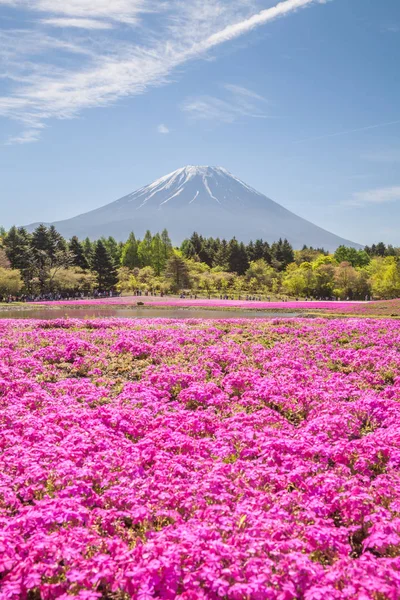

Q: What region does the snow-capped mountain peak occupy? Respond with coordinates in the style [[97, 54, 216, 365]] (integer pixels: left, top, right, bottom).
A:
[[26, 165, 361, 250], [124, 165, 261, 210]]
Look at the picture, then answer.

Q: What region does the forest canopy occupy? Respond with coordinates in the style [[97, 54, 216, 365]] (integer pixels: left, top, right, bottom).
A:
[[0, 225, 399, 300]]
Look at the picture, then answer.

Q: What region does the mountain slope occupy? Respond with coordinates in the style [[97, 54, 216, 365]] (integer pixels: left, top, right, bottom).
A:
[[27, 166, 360, 250]]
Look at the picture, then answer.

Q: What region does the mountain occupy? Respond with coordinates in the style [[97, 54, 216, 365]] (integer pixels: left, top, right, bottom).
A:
[[27, 166, 360, 250]]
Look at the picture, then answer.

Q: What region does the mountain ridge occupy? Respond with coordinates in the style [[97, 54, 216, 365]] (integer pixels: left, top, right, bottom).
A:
[[26, 166, 361, 251]]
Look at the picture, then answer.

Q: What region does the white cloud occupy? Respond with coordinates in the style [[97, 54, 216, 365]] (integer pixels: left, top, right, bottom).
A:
[[349, 186, 400, 207], [42, 18, 113, 30], [0, 0, 327, 142], [381, 24, 400, 33], [0, 0, 149, 24], [6, 127, 44, 144], [182, 83, 267, 123], [157, 124, 170, 134], [294, 118, 400, 144], [196, 0, 327, 52]]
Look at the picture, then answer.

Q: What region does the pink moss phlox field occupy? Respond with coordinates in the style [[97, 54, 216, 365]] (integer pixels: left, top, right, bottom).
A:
[[33, 296, 367, 311], [1, 318, 400, 599]]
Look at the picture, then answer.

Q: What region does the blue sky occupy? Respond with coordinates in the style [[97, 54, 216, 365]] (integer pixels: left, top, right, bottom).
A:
[[1, 0, 400, 245]]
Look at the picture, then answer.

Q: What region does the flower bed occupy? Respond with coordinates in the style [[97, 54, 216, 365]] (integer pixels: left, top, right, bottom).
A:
[[1, 318, 400, 599], [30, 295, 368, 311]]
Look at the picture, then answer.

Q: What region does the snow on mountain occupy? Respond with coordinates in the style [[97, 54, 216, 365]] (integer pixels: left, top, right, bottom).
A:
[[26, 166, 361, 250]]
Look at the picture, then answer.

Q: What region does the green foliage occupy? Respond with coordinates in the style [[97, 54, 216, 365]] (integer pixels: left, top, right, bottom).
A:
[[3, 224, 400, 301], [334, 246, 370, 268], [245, 259, 276, 291], [137, 230, 153, 267], [92, 240, 118, 290], [69, 236, 89, 270], [4, 226, 31, 274], [151, 233, 165, 276], [121, 232, 139, 269], [165, 251, 190, 291], [369, 257, 400, 299], [228, 238, 249, 275], [50, 268, 96, 294], [0, 248, 10, 269], [0, 268, 23, 296]]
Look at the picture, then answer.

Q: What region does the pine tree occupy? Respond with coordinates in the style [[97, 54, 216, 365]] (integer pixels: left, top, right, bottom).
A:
[[48, 225, 67, 261], [246, 241, 256, 263], [69, 236, 89, 270], [214, 239, 229, 270], [376, 242, 387, 257], [83, 238, 94, 267], [138, 230, 153, 267], [30, 225, 53, 291], [30, 225, 72, 292], [92, 240, 118, 290], [121, 232, 139, 269], [4, 226, 31, 273], [228, 238, 249, 275], [181, 239, 197, 259], [31, 224, 52, 254], [151, 233, 165, 276], [281, 239, 295, 267], [161, 229, 173, 261], [199, 238, 215, 266], [189, 232, 204, 256], [263, 242, 272, 264]]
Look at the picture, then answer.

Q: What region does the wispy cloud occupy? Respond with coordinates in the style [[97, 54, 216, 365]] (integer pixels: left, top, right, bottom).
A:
[[0, 0, 149, 24], [157, 124, 170, 134], [42, 18, 114, 30], [348, 186, 400, 207], [0, 0, 327, 142], [182, 83, 267, 123], [6, 126, 44, 145], [195, 0, 328, 52], [293, 118, 400, 144], [381, 24, 400, 33]]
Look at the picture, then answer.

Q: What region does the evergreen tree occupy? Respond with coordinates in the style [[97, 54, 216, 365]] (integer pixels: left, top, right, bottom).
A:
[[101, 236, 120, 265], [4, 226, 31, 273], [83, 238, 94, 267], [251, 239, 264, 261], [189, 232, 204, 256], [30, 225, 53, 291], [376, 242, 387, 257], [92, 240, 118, 290], [281, 239, 295, 266], [228, 238, 249, 275], [48, 225, 67, 260], [246, 241, 256, 263], [214, 239, 229, 270], [138, 230, 153, 267], [263, 241, 272, 264], [181, 239, 197, 259], [271, 238, 294, 271], [199, 238, 215, 266], [31, 224, 52, 255], [151, 233, 165, 276], [121, 232, 139, 269], [161, 229, 173, 261], [69, 236, 89, 270], [30, 225, 72, 292]]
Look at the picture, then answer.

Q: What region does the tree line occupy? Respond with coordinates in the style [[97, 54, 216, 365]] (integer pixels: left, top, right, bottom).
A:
[[0, 224, 400, 300]]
